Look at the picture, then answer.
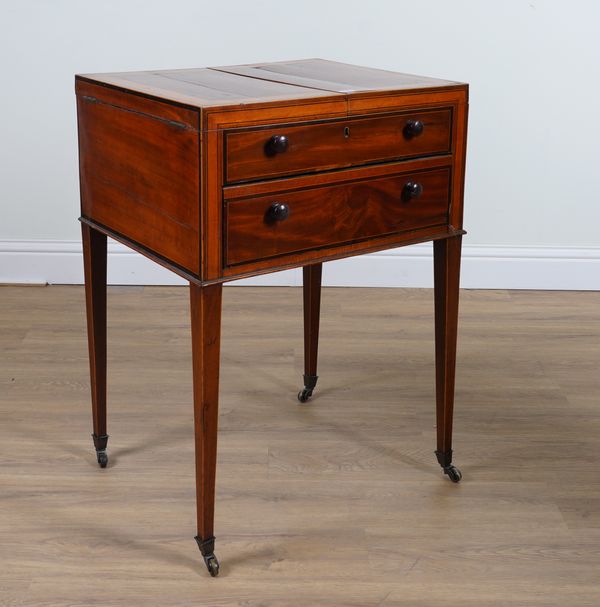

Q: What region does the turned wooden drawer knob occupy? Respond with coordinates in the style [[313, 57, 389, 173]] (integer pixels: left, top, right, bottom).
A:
[[403, 119, 424, 139], [402, 181, 423, 201], [265, 134, 289, 155], [267, 202, 290, 222]]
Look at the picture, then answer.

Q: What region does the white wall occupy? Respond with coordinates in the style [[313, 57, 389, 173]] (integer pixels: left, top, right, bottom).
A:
[[1, 0, 599, 288]]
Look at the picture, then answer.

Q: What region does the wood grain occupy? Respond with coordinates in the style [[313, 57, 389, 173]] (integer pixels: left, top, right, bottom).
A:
[[302, 263, 322, 382], [213, 58, 463, 94], [81, 224, 107, 441], [1, 285, 600, 605], [78, 59, 465, 110], [77, 66, 344, 109], [73, 59, 471, 581], [76, 61, 468, 284], [225, 166, 450, 266], [434, 235, 462, 458], [77, 82, 201, 274], [190, 283, 223, 543], [225, 108, 451, 183]]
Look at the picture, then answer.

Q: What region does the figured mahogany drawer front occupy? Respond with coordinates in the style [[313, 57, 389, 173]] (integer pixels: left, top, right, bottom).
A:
[[225, 165, 451, 266], [225, 108, 452, 184]]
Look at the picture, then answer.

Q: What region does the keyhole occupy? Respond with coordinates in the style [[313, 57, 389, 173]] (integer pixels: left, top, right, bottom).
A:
[[344, 126, 350, 138]]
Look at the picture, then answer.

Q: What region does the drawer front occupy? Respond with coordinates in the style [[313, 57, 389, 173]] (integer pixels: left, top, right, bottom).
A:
[[225, 108, 452, 183], [225, 165, 451, 266]]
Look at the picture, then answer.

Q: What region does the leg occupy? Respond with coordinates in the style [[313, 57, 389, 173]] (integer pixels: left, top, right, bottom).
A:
[[298, 263, 322, 403], [190, 283, 223, 576], [81, 223, 109, 468], [433, 236, 462, 483]]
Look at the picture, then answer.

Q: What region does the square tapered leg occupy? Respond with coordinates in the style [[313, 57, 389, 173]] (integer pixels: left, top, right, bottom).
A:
[[82, 223, 109, 468], [433, 235, 462, 483], [298, 263, 322, 403], [190, 283, 223, 576]]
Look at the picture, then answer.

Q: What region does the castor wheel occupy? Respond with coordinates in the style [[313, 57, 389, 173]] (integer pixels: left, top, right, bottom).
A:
[[204, 554, 220, 577], [297, 374, 318, 403], [195, 536, 219, 577], [96, 450, 108, 468], [297, 388, 313, 403], [443, 465, 462, 483], [92, 434, 109, 469]]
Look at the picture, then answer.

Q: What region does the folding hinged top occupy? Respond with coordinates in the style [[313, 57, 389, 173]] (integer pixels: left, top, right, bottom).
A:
[[77, 58, 465, 110]]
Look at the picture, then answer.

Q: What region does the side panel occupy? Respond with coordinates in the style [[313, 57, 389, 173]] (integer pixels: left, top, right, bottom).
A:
[[76, 80, 201, 275]]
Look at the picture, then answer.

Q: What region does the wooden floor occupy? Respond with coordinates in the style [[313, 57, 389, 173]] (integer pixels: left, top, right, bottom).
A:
[[1, 285, 600, 606]]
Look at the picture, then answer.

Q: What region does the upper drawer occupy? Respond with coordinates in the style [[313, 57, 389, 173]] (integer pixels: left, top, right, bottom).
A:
[[225, 108, 452, 183]]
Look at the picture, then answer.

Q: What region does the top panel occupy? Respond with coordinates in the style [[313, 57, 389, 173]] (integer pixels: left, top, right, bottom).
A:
[[213, 58, 462, 94], [76, 67, 339, 109], [77, 59, 465, 111]]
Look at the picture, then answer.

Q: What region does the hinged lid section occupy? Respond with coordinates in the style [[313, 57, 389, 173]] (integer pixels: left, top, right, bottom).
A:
[[212, 58, 463, 94]]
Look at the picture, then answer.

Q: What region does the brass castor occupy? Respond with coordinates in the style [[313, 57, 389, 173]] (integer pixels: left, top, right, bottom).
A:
[[196, 535, 220, 577], [204, 554, 220, 577], [92, 434, 109, 469], [297, 388, 313, 403], [96, 449, 108, 468], [297, 374, 318, 403], [435, 450, 462, 483], [443, 465, 462, 483]]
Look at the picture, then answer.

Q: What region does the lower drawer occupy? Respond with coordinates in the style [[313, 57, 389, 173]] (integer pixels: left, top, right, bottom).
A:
[[224, 164, 451, 266]]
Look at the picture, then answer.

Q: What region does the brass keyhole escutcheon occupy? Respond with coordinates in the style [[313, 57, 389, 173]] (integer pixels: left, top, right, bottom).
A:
[[344, 126, 350, 138]]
